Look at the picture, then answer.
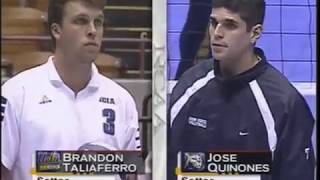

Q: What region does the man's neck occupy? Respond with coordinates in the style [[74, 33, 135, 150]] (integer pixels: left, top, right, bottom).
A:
[[219, 51, 259, 78], [53, 53, 92, 94]]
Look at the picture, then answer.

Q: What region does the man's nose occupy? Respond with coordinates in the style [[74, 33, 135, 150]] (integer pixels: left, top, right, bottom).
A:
[[87, 22, 97, 38], [213, 24, 223, 38]]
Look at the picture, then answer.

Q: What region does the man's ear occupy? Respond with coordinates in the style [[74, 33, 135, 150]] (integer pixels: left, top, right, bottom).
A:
[[250, 24, 263, 44], [51, 23, 61, 40]]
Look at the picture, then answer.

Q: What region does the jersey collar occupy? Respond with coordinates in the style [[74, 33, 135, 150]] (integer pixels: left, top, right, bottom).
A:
[[47, 56, 100, 91]]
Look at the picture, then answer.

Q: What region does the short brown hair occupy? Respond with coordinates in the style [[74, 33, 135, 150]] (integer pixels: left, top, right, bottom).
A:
[[212, 0, 265, 31]]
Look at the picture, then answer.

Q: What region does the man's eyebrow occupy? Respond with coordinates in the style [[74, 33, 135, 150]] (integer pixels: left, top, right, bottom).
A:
[[209, 16, 216, 21], [73, 13, 88, 18], [97, 14, 104, 19], [209, 16, 237, 24], [209, 16, 218, 25], [74, 13, 104, 19], [222, 18, 238, 25]]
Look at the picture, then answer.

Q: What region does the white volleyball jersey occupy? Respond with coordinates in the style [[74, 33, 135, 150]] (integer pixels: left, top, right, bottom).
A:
[[1, 56, 141, 180]]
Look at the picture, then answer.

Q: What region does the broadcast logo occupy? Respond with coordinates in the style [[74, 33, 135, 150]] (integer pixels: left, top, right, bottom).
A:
[[36, 151, 62, 172], [183, 152, 206, 172]]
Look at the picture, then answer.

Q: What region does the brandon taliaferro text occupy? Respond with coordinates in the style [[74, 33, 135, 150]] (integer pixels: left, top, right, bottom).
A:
[[60, 153, 136, 173]]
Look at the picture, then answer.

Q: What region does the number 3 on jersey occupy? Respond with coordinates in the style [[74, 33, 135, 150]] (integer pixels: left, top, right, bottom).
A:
[[102, 108, 115, 135]]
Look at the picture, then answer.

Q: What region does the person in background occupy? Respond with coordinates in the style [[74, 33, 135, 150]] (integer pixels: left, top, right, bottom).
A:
[[1, 1, 140, 180], [175, 0, 212, 79]]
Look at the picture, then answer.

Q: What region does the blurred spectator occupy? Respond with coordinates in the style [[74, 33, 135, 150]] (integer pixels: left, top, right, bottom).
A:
[[175, 0, 212, 79]]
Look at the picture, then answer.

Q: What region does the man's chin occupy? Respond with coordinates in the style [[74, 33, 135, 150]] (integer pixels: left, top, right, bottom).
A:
[[77, 56, 97, 65], [83, 52, 99, 62], [212, 50, 226, 60], [212, 54, 225, 61]]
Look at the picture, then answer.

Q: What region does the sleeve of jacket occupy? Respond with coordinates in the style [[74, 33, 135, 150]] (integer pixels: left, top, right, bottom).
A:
[[272, 92, 315, 180]]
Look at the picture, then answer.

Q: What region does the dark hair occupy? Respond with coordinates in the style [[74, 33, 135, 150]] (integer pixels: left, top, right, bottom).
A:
[[212, 0, 265, 31], [47, 0, 105, 49]]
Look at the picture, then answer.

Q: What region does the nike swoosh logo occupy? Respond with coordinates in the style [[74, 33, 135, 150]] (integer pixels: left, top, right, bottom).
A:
[[239, 132, 249, 136]]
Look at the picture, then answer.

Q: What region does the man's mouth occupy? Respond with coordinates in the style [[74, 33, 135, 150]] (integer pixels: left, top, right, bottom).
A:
[[212, 43, 227, 47], [84, 42, 99, 47]]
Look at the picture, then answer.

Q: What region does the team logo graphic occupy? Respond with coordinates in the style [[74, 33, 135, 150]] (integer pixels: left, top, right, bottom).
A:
[[188, 116, 207, 129], [39, 95, 52, 104], [36, 151, 62, 172], [99, 97, 115, 104], [182, 152, 206, 172]]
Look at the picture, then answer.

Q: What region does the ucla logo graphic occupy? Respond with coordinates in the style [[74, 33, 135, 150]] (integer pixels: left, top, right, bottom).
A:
[[183, 152, 206, 172], [99, 97, 115, 104], [36, 151, 62, 172]]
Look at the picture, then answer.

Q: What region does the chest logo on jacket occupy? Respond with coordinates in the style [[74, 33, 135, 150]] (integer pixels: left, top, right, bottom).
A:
[[188, 116, 207, 129]]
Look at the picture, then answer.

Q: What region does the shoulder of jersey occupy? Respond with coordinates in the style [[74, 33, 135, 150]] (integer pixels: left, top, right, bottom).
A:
[[180, 59, 213, 82], [97, 74, 135, 101], [173, 59, 214, 93], [259, 64, 302, 98], [2, 64, 47, 92]]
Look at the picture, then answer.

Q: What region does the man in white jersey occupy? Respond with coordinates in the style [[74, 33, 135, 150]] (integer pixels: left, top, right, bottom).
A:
[[1, 1, 141, 180]]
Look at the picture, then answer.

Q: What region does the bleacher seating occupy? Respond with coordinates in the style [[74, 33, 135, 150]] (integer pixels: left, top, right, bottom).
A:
[[1, 7, 47, 55], [28, 0, 48, 11], [1, 0, 152, 78], [95, 53, 124, 79], [1, 0, 21, 7], [3, 51, 123, 79], [102, 0, 152, 73], [2, 51, 51, 75]]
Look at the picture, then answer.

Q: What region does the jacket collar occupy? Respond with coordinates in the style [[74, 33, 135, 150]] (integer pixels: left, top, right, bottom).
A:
[[213, 47, 267, 86]]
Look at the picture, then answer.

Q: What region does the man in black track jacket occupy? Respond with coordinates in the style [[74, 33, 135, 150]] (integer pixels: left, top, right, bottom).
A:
[[168, 0, 315, 180]]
